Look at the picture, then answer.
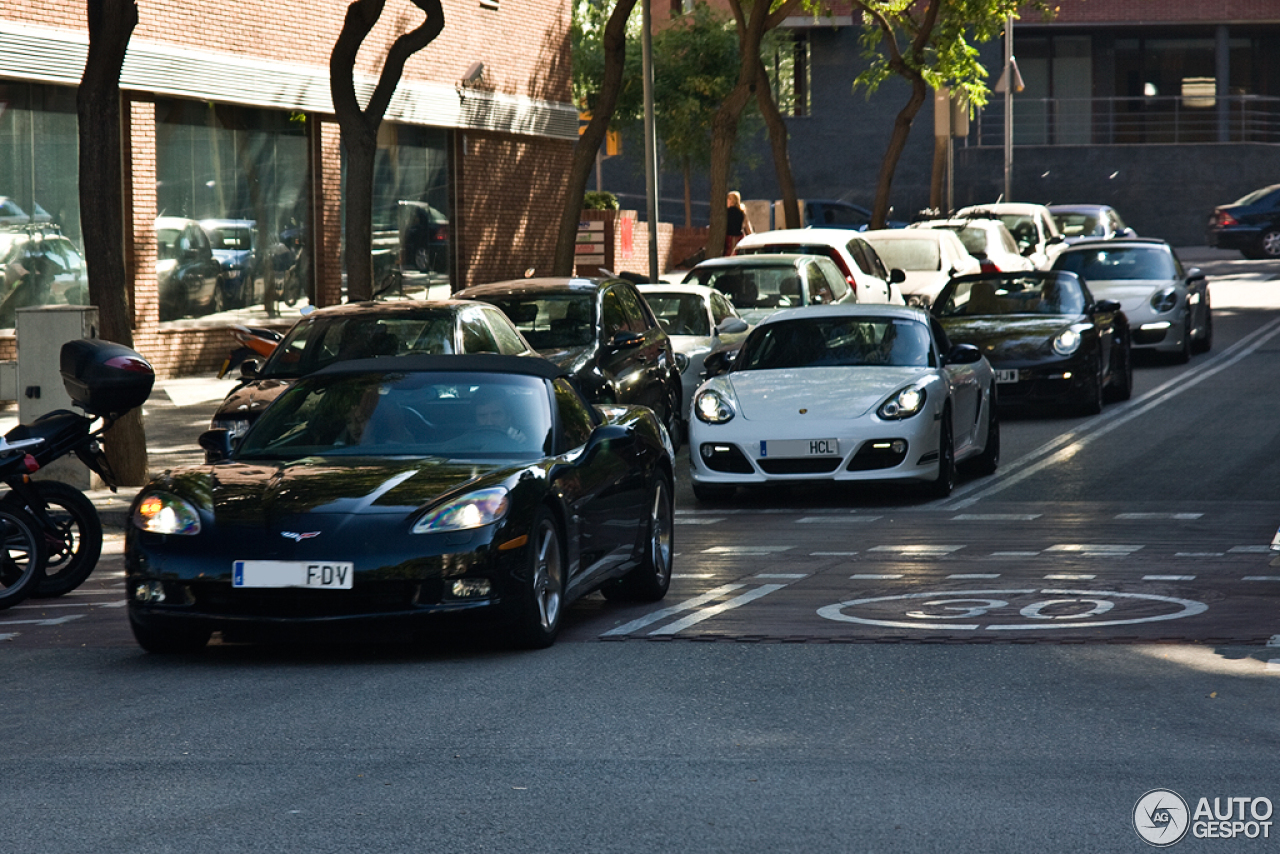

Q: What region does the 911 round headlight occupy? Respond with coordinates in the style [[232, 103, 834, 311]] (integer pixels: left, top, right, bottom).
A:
[[133, 492, 202, 535], [878, 386, 926, 420], [1150, 288, 1178, 313], [1052, 327, 1083, 356], [694, 389, 735, 424], [674, 352, 690, 373], [413, 487, 510, 534]]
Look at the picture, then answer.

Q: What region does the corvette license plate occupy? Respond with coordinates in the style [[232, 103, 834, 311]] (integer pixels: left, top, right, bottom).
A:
[[995, 369, 1020, 384], [233, 560, 354, 589], [760, 438, 840, 458]]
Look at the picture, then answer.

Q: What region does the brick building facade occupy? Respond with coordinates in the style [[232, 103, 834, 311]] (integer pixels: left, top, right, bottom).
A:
[[0, 0, 576, 377]]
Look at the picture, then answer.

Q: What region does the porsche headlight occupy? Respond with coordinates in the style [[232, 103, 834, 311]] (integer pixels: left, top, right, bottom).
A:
[[1052, 327, 1083, 356], [694, 389, 735, 424], [674, 352, 691, 373], [1150, 288, 1178, 313], [878, 386, 926, 420], [133, 492, 202, 535], [413, 487, 510, 534]]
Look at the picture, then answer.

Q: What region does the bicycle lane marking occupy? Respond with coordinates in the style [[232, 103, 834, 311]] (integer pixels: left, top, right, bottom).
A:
[[944, 314, 1280, 509]]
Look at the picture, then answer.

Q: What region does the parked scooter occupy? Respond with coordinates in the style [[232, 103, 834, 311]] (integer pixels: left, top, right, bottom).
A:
[[217, 324, 283, 379], [0, 339, 155, 600], [0, 438, 51, 610]]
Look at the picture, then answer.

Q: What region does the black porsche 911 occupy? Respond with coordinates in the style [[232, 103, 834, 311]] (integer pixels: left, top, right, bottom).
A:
[[930, 270, 1132, 415], [126, 355, 675, 652]]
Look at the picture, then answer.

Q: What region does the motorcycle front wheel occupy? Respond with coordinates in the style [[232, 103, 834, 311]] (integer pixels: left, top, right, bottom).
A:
[[2, 481, 103, 598]]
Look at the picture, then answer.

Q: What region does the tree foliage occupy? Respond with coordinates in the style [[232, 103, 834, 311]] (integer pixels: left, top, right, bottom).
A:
[[850, 0, 1051, 226]]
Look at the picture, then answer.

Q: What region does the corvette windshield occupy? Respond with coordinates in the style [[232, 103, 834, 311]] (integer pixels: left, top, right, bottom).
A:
[[935, 273, 1085, 317], [236, 371, 553, 461], [738, 317, 933, 370]]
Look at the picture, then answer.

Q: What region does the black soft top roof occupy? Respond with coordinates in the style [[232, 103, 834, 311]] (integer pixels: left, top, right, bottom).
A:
[[310, 353, 566, 381]]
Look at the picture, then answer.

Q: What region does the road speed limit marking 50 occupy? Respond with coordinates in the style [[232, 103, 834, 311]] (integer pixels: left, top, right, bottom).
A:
[[817, 588, 1207, 631]]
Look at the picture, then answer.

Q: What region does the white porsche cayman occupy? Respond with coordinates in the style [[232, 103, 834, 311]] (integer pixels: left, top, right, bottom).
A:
[[688, 305, 999, 500]]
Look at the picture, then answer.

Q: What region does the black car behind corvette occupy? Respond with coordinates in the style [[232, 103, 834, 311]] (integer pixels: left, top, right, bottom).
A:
[[930, 270, 1132, 415], [126, 355, 675, 652]]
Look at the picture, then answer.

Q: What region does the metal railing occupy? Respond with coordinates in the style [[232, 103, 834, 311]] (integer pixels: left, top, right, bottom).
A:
[[970, 95, 1280, 147]]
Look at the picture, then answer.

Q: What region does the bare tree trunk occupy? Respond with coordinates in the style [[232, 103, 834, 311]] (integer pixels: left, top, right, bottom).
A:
[[552, 0, 638, 276], [78, 0, 147, 484], [871, 71, 927, 229], [331, 0, 444, 301], [682, 157, 692, 228], [754, 58, 799, 229], [930, 134, 947, 212]]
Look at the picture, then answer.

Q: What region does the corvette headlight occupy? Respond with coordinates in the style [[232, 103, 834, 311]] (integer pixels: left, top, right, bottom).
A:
[[413, 487, 510, 533], [694, 389, 735, 424], [1150, 288, 1178, 313], [1052, 327, 1083, 356], [133, 493, 202, 535], [878, 386, 926, 420]]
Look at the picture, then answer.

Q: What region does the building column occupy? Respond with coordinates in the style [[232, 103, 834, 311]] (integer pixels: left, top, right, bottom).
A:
[[313, 118, 344, 307], [127, 98, 162, 368]]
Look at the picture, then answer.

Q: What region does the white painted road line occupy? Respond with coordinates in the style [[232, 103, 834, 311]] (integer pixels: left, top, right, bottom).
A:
[[1241, 576, 1280, 581], [945, 316, 1280, 508], [1045, 544, 1143, 554], [671, 574, 715, 579], [648, 584, 788, 636], [675, 518, 725, 525], [1116, 513, 1204, 520], [0, 615, 85, 627], [754, 573, 807, 579], [1268, 636, 1280, 647], [1045, 574, 1097, 580], [850, 574, 904, 580], [952, 514, 1042, 521], [869, 545, 966, 554], [797, 516, 881, 524], [1144, 575, 1197, 581], [1228, 546, 1271, 554], [602, 584, 747, 636], [702, 546, 794, 555], [949, 573, 1002, 579], [1176, 552, 1224, 557], [991, 551, 1041, 557], [811, 551, 859, 556]]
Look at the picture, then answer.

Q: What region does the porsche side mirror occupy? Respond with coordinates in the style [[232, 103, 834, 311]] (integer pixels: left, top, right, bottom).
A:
[[198, 428, 233, 462], [1094, 299, 1122, 314], [715, 317, 749, 336], [1185, 266, 1205, 282], [945, 343, 983, 365], [889, 268, 907, 284]]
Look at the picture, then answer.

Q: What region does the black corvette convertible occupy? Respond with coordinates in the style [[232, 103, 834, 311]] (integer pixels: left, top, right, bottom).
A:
[[126, 355, 675, 652], [930, 270, 1132, 415]]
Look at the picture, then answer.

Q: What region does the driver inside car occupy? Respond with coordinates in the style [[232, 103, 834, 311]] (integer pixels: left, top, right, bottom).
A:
[[473, 386, 529, 446]]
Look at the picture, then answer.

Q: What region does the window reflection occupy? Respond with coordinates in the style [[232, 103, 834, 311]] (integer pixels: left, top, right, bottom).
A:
[[0, 82, 85, 329], [155, 99, 310, 320]]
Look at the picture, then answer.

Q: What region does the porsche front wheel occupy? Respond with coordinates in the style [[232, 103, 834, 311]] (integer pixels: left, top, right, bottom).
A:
[[510, 509, 564, 649], [927, 410, 956, 499]]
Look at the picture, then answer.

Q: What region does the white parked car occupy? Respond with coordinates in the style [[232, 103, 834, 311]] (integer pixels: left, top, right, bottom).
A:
[[953, 202, 1066, 269], [688, 304, 999, 501], [910, 218, 1034, 275], [681, 254, 853, 325], [733, 227, 905, 303], [861, 228, 982, 308], [638, 283, 751, 414]]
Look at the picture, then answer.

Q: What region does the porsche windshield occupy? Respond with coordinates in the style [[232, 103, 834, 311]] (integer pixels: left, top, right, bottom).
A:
[[738, 317, 933, 370], [236, 371, 554, 461], [935, 273, 1085, 317]]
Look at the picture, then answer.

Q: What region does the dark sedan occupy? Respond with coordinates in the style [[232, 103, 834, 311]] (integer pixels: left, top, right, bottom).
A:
[[127, 355, 676, 652], [456, 277, 684, 446], [1207, 184, 1280, 259], [210, 300, 538, 442], [931, 270, 1132, 415]]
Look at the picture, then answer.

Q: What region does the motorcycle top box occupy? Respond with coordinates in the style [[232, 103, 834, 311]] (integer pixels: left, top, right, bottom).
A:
[[60, 339, 155, 418]]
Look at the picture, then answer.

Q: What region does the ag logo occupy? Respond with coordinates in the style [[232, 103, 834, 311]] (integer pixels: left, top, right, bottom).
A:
[[1134, 789, 1189, 847]]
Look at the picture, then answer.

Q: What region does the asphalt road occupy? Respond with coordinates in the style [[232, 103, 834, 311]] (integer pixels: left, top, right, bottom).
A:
[[2, 247, 1279, 852]]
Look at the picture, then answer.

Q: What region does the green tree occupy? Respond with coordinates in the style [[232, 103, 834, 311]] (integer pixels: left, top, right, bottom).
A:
[[706, 0, 803, 258], [553, 0, 639, 276], [331, 0, 444, 301], [852, 0, 1050, 228]]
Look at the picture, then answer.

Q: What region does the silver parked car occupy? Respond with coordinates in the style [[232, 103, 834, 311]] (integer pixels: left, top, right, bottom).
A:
[[637, 282, 751, 414], [1050, 238, 1211, 362]]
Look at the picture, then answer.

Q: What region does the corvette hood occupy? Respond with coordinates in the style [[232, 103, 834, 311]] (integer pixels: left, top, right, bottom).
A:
[[1083, 279, 1169, 313], [161, 457, 511, 528], [727, 367, 928, 420], [942, 316, 1076, 363]]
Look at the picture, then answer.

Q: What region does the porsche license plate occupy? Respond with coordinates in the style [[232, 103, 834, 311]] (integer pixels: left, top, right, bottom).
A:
[[995, 369, 1020, 384], [760, 438, 840, 458], [233, 560, 354, 589]]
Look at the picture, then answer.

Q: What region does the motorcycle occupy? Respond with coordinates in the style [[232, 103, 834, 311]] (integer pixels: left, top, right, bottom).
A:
[[0, 437, 51, 609], [0, 338, 155, 602], [217, 324, 283, 379]]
